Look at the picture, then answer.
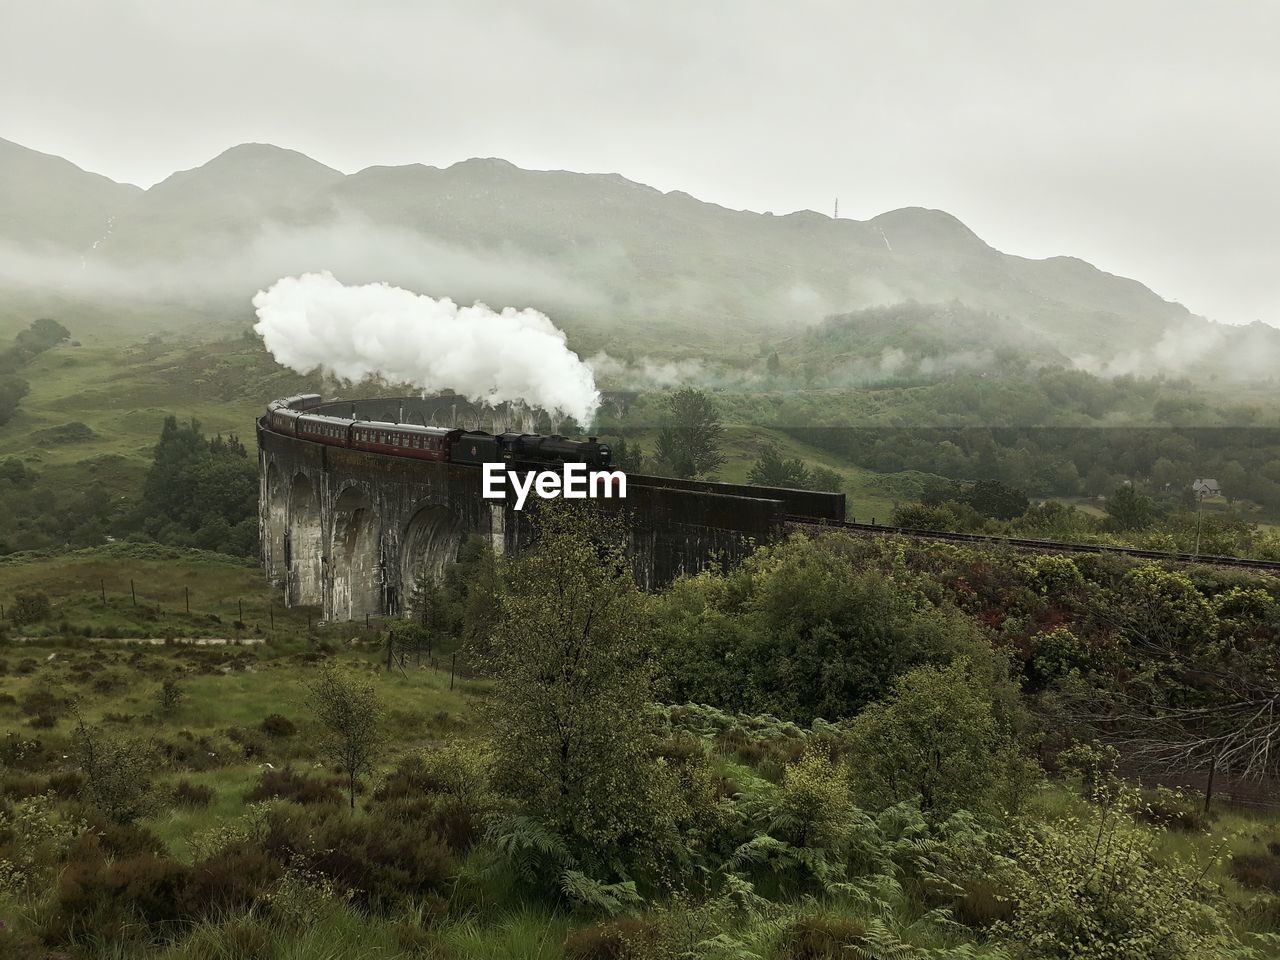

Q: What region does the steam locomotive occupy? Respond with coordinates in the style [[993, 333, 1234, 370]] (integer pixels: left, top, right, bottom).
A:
[[263, 394, 614, 469]]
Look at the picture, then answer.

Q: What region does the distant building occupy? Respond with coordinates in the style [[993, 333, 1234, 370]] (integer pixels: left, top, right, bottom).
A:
[[1192, 478, 1221, 497]]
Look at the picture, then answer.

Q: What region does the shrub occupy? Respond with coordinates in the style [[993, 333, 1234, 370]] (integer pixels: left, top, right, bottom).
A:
[[53, 845, 276, 944], [369, 743, 496, 852], [47, 773, 85, 798], [1231, 852, 1280, 892], [72, 717, 159, 824], [19, 688, 61, 717], [10, 591, 51, 625], [262, 862, 351, 929], [260, 713, 297, 737], [993, 784, 1236, 959], [563, 916, 657, 960], [775, 915, 870, 959], [260, 805, 457, 913], [843, 659, 1035, 817], [71, 820, 169, 860], [245, 768, 343, 806], [56, 853, 193, 940], [28, 712, 57, 729], [156, 677, 184, 714], [172, 780, 215, 808], [0, 792, 86, 894], [1134, 786, 1209, 833]]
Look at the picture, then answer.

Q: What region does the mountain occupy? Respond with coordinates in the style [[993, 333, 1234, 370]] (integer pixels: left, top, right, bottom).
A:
[[0, 137, 1240, 366], [0, 137, 141, 251]]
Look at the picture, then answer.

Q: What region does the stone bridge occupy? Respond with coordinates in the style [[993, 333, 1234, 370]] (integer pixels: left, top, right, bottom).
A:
[[257, 397, 845, 622]]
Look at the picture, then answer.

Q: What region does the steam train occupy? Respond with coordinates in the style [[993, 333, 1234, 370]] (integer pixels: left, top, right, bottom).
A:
[[263, 394, 614, 469]]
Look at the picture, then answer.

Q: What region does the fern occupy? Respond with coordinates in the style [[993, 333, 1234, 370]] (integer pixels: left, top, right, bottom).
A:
[[558, 869, 644, 914], [486, 814, 573, 882]]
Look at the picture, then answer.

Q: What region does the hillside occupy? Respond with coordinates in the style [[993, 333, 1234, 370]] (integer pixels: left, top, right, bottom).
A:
[[0, 137, 1211, 360]]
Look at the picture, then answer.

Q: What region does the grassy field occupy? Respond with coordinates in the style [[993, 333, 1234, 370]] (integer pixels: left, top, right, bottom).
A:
[[0, 543, 312, 640]]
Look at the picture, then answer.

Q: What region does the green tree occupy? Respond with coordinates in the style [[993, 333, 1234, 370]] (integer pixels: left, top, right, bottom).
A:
[[1105, 484, 1159, 531], [994, 783, 1234, 959], [475, 503, 664, 862], [72, 715, 159, 824], [137, 417, 258, 554], [843, 660, 1032, 816], [965, 478, 1029, 520], [10, 591, 51, 625], [0, 375, 29, 426], [747, 441, 811, 489], [654, 388, 725, 479], [305, 664, 385, 809], [655, 533, 987, 723], [806, 465, 844, 493]]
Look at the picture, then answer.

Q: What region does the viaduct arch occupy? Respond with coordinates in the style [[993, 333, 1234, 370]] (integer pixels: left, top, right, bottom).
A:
[[257, 398, 845, 623]]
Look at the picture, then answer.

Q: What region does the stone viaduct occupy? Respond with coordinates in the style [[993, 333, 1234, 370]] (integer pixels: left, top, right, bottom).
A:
[[257, 396, 845, 623]]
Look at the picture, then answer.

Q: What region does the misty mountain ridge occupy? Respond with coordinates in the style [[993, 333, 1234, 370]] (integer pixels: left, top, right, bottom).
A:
[[0, 136, 1271, 382]]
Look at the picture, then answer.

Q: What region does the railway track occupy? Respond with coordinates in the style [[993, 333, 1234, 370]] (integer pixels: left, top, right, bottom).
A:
[[785, 517, 1280, 574]]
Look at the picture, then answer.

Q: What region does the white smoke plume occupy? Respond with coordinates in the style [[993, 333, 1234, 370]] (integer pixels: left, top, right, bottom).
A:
[[586, 351, 707, 387], [252, 272, 600, 423]]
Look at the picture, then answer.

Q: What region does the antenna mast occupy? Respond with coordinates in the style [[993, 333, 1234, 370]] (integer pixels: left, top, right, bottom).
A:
[[833, 197, 839, 219]]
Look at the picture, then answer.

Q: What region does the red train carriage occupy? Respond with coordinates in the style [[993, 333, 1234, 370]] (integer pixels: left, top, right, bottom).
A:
[[348, 422, 459, 461]]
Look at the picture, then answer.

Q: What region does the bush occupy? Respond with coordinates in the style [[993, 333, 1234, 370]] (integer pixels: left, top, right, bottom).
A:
[[369, 744, 496, 852], [775, 915, 871, 958], [843, 659, 1034, 817], [53, 845, 277, 944], [260, 805, 457, 913], [563, 917, 657, 960], [172, 780, 215, 808], [993, 784, 1235, 959], [245, 767, 344, 806], [1134, 786, 1209, 833], [156, 677, 185, 714], [1231, 852, 1280, 892], [56, 853, 193, 939], [10, 591, 51, 625], [19, 688, 61, 717], [260, 713, 297, 737], [72, 717, 159, 824]]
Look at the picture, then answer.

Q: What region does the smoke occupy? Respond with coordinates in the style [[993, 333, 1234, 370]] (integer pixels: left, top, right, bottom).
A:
[[586, 352, 707, 387], [252, 272, 601, 423]]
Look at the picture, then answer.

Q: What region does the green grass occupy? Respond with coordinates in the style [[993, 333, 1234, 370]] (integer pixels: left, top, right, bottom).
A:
[[0, 543, 311, 638]]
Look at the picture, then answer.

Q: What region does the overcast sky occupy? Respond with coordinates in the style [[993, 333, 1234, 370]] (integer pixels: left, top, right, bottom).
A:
[[2, 0, 1276, 325]]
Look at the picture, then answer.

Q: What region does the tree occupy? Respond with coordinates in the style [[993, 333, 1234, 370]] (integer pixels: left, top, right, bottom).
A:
[[10, 591, 51, 625], [611, 437, 645, 473], [655, 533, 990, 724], [474, 503, 664, 862], [994, 782, 1234, 959], [654, 388, 725, 479], [747, 442, 811, 489], [72, 715, 158, 824], [136, 417, 258, 554], [806, 465, 844, 493], [1105, 484, 1158, 531], [305, 664, 385, 809], [965, 478, 1029, 520], [842, 660, 1032, 816], [0, 375, 29, 426]]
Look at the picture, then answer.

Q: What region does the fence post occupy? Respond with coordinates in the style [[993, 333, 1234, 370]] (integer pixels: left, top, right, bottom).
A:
[[100, 579, 106, 603], [450, 652, 456, 690], [130, 580, 136, 607], [185, 587, 190, 614]]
